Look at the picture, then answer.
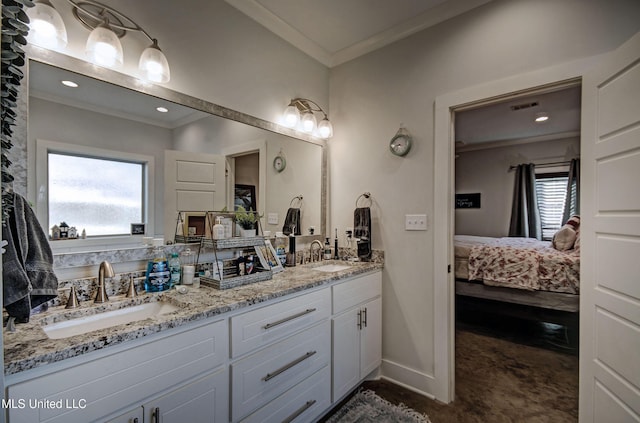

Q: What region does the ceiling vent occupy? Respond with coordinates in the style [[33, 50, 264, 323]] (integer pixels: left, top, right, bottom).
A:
[[510, 101, 539, 111]]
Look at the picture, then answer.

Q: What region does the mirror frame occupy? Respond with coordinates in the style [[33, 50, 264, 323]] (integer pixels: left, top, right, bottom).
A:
[[23, 45, 327, 238]]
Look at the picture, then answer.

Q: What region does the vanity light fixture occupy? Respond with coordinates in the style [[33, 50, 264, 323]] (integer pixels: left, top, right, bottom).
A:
[[26, 0, 171, 83], [535, 112, 549, 123], [282, 98, 333, 139]]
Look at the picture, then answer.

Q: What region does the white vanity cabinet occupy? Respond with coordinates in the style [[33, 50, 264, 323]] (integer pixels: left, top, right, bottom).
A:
[[6, 319, 229, 423], [331, 271, 382, 401], [229, 288, 331, 422], [143, 367, 228, 423]]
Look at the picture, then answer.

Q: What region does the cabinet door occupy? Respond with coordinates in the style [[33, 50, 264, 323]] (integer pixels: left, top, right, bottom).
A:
[[105, 406, 143, 423], [332, 309, 361, 401], [360, 297, 382, 377], [145, 367, 228, 423]]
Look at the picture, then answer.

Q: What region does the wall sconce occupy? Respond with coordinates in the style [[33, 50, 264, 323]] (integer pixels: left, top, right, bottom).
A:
[[282, 98, 333, 139], [26, 0, 171, 83]]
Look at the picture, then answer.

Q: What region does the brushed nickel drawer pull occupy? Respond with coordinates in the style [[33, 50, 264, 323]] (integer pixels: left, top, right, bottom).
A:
[[281, 399, 317, 423], [263, 351, 317, 381], [263, 308, 317, 330]]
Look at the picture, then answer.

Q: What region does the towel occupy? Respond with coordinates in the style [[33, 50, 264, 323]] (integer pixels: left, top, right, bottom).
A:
[[3, 193, 58, 323], [354, 207, 372, 259], [282, 208, 301, 235]]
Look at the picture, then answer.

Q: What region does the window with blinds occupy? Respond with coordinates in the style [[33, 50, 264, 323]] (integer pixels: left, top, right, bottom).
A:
[[535, 172, 568, 240]]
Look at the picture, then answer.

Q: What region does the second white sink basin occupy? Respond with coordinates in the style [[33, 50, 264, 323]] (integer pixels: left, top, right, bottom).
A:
[[43, 302, 180, 339], [312, 264, 352, 273]]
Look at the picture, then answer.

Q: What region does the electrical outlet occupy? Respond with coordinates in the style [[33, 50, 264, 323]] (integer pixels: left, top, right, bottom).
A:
[[268, 213, 278, 225], [405, 214, 427, 231]]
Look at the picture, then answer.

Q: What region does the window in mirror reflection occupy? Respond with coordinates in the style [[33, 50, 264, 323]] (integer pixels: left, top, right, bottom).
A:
[[48, 153, 145, 237]]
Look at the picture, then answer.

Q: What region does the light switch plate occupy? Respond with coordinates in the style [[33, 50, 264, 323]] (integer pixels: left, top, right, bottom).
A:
[[268, 213, 278, 225], [405, 214, 427, 231]]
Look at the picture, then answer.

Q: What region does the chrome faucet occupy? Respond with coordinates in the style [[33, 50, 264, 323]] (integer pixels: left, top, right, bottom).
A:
[[95, 261, 114, 303], [309, 240, 324, 262]]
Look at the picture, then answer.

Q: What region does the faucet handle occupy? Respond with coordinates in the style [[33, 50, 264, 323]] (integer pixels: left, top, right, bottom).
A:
[[126, 276, 139, 298], [65, 286, 80, 309]]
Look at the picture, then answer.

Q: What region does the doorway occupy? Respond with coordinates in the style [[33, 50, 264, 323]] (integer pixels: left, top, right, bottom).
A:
[[222, 140, 267, 214], [450, 84, 581, 416], [432, 65, 587, 403]]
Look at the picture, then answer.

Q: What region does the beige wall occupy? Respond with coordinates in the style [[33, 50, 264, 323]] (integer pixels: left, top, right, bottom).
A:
[[455, 137, 580, 237], [329, 0, 640, 395]]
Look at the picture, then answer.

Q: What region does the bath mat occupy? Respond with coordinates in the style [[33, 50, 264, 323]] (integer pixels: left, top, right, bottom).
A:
[[326, 389, 431, 423]]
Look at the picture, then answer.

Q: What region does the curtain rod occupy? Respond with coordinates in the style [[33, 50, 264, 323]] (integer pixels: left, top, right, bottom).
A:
[[508, 159, 577, 171]]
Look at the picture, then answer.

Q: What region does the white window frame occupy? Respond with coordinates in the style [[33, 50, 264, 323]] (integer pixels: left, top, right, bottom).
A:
[[36, 139, 155, 252], [534, 166, 569, 241]]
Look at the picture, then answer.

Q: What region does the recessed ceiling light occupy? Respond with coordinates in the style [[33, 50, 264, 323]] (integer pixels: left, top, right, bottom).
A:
[[535, 112, 549, 122], [156, 107, 169, 113], [61, 80, 78, 88]]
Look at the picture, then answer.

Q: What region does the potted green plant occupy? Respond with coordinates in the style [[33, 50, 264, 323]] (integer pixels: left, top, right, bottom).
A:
[[235, 206, 259, 237]]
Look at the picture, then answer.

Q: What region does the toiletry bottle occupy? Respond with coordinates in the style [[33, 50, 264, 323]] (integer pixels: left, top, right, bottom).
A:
[[213, 216, 225, 239], [324, 237, 332, 260], [275, 232, 287, 266], [334, 228, 339, 259], [286, 235, 297, 266], [169, 253, 181, 285], [145, 241, 171, 292]]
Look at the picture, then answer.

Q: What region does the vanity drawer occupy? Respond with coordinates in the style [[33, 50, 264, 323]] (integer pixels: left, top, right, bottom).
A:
[[240, 365, 330, 423], [231, 321, 330, 421], [230, 288, 330, 358], [332, 271, 382, 315]]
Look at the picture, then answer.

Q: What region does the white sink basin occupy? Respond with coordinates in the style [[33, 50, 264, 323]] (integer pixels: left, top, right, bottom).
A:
[[43, 302, 180, 339], [312, 264, 352, 273]]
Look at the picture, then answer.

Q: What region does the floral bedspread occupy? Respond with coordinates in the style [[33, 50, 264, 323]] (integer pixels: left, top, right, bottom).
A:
[[467, 237, 580, 294]]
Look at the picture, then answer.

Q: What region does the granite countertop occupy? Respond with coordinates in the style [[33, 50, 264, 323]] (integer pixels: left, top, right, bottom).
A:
[[3, 260, 383, 376]]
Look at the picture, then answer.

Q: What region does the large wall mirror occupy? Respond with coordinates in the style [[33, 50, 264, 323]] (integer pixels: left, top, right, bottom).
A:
[[22, 47, 326, 254]]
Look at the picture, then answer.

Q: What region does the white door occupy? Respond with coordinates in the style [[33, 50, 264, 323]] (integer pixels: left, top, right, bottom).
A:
[[580, 31, 640, 422], [164, 150, 225, 240]]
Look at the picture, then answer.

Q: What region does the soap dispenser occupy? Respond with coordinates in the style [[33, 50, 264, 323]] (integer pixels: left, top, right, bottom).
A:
[[323, 237, 332, 260], [213, 216, 225, 239]]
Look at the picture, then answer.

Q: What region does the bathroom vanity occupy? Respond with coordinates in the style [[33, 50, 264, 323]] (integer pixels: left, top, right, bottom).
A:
[[3, 261, 382, 423]]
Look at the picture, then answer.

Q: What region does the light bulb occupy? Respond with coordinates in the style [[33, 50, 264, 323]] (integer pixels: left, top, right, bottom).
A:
[[139, 40, 170, 83], [317, 118, 333, 139], [86, 24, 123, 68], [283, 103, 300, 128], [26, 1, 68, 49], [301, 111, 317, 133]]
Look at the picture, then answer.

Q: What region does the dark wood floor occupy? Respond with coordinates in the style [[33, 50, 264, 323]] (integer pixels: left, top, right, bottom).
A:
[[324, 297, 579, 422]]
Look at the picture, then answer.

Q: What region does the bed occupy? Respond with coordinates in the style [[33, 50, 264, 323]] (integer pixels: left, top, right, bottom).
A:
[[454, 235, 580, 314]]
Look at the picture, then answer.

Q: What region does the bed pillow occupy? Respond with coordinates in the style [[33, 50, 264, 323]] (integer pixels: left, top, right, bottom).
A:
[[552, 215, 580, 251]]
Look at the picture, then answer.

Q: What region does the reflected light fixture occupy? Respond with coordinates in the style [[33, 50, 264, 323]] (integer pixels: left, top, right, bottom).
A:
[[282, 98, 333, 139], [535, 112, 549, 122], [26, 0, 171, 83]]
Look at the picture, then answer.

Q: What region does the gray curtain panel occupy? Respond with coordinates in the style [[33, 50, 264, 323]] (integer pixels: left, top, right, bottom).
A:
[[508, 163, 542, 239], [562, 158, 580, 223]]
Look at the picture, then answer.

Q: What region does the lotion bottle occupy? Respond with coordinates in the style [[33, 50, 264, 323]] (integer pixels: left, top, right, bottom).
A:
[[213, 216, 225, 239]]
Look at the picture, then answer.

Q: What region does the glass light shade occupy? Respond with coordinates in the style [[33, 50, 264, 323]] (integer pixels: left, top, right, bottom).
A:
[[301, 111, 317, 133], [139, 41, 171, 83], [317, 118, 333, 139], [85, 25, 123, 68], [26, 1, 68, 49], [283, 104, 300, 128]]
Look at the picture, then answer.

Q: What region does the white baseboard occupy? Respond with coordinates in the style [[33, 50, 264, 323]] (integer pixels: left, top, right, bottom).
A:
[[380, 359, 437, 400]]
